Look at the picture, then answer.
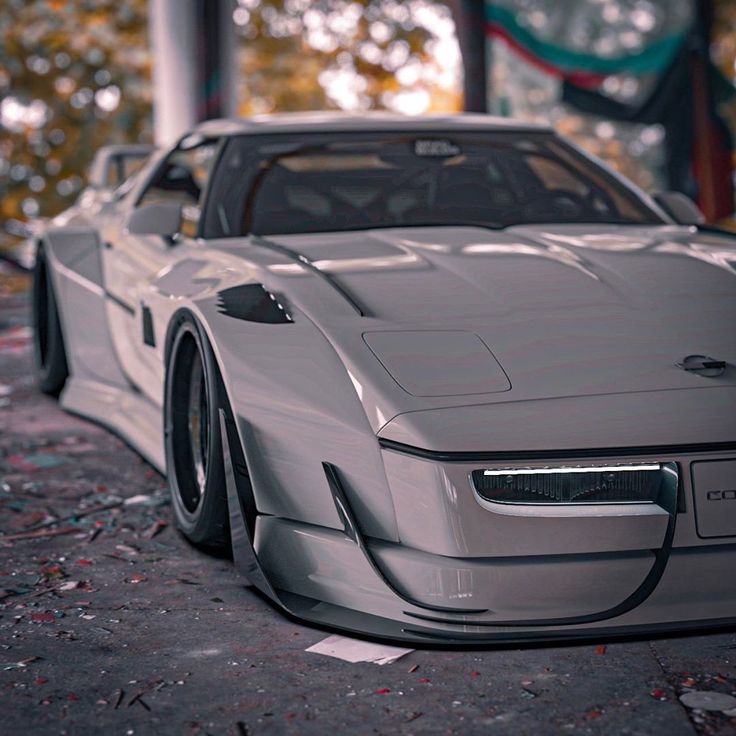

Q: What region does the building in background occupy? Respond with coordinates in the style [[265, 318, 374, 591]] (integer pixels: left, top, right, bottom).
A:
[[455, 0, 736, 222]]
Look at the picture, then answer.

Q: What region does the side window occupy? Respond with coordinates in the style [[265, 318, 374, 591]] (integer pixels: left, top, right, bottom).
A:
[[138, 139, 219, 236], [105, 152, 150, 188]]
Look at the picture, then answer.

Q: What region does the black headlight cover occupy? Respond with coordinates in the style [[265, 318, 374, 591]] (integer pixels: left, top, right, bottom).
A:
[[472, 464, 665, 505]]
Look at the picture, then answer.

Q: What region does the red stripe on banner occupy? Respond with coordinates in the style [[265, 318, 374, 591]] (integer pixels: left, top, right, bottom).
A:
[[690, 51, 734, 222], [487, 23, 606, 89]]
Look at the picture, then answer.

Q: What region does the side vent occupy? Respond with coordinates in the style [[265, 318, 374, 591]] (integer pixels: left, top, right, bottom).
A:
[[216, 284, 293, 324], [141, 304, 156, 347]]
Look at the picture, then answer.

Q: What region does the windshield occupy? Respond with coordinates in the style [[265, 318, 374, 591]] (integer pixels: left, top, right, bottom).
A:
[[205, 132, 664, 237]]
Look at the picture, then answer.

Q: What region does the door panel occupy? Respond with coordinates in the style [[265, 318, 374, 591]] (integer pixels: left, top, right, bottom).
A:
[[100, 138, 220, 402]]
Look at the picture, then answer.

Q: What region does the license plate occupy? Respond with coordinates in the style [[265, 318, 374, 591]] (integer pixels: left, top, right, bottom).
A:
[[692, 460, 736, 538]]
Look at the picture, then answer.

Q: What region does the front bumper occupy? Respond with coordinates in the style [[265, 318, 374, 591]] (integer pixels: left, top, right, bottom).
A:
[[233, 428, 736, 643]]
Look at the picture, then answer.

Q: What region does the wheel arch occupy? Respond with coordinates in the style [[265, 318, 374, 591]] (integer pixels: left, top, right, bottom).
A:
[[36, 226, 129, 390]]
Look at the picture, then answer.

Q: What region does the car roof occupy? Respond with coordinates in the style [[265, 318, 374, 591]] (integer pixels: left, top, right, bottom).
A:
[[192, 111, 552, 138]]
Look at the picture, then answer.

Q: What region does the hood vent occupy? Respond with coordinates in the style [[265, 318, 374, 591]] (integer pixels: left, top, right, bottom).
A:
[[216, 284, 293, 324]]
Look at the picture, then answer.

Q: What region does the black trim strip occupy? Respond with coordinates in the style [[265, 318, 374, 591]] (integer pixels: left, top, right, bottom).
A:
[[378, 438, 736, 463], [399, 616, 736, 643], [253, 236, 366, 317], [105, 290, 136, 316], [221, 409, 280, 600], [322, 462, 489, 615], [696, 225, 736, 239], [141, 304, 156, 346]]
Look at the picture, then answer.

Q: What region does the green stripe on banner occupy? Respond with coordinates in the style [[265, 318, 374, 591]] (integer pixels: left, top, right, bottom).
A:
[[486, 4, 686, 76]]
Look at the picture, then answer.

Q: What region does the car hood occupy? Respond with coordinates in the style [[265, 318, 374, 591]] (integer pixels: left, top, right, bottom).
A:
[[267, 224, 736, 402]]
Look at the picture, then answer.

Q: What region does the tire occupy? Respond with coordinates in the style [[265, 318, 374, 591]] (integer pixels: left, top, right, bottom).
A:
[[164, 313, 230, 551], [32, 245, 69, 396]]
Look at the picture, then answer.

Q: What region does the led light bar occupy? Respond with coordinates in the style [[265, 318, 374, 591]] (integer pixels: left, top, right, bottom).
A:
[[483, 464, 661, 476], [473, 463, 665, 505]]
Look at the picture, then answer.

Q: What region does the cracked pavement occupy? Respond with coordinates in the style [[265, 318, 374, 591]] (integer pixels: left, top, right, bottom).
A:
[[1, 277, 735, 736]]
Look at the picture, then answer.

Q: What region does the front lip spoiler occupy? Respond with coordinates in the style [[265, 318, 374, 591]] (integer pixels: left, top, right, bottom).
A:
[[277, 589, 736, 646], [378, 438, 736, 463]]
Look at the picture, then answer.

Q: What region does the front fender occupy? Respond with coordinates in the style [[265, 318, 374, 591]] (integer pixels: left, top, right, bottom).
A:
[[165, 285, 401, 542]]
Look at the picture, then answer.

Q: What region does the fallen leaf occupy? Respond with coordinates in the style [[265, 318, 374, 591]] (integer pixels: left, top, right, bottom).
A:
[[143, 520, 168, 539], [58, 581, 82, 592], [115, 544, 139, 555], [30, 612, 56, 623]]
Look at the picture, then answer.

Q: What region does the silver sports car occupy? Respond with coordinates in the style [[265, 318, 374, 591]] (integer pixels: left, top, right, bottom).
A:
[[32, 113, 736, 643]]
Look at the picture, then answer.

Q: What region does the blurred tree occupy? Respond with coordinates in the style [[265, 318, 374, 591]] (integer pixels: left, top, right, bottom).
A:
[[0, 0, 152, 247], [1, 0, 461, 251], [232, 0, 461, 115]]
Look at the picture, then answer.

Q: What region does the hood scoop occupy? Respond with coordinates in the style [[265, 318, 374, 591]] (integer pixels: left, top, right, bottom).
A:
[[364, 330, 511, 397]]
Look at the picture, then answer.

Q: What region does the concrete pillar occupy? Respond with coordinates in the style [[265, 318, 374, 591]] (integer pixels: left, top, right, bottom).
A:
[[450, 0, 489, 113], [216, 1, 237, 120], [149, 0, 237, 146], [150, 0, 199, 145]]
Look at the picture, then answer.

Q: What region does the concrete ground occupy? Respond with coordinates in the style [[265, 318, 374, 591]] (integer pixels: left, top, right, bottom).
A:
[[1, 273, 735, 736]]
